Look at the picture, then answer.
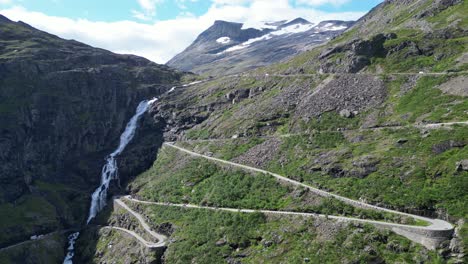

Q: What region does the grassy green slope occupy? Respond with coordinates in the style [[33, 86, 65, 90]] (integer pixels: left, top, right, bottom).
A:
[[115, 202, 443, 263], [129, 146, 418, 223], [121, 0, 468, 262]]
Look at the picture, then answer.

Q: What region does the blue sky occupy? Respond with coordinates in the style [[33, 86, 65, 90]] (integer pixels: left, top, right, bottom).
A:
[[0, 0, 383, 62], [2, 0, 383, 22]]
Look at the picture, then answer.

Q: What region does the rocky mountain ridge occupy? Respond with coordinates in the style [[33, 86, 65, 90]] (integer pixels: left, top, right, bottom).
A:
[[167, 18, 354, 75], [0, 0, 467, 263]]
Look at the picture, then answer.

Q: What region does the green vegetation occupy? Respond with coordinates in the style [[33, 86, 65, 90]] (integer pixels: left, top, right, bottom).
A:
[[395, 76, 468, 123], [76, 226, 161, 264], [460, 222, 468, 263], [0, 179, 89, 248], [132, 147, 293, 210], [131, 146, 426, 225], [376, 32, 467, 73], [185, 128, 211, 140], [0, 233, 66, 264], [119, 203, 442, 263], [276, 127, 467, 218], [179, 122, 467, 220], [178, 137, 265, 160], [0, 195, 59, 247]]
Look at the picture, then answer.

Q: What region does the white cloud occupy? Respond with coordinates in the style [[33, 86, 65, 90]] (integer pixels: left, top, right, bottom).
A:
[[296, 0, 351, 6], [0, 0, 12, 5], [131, 9, 153, 21], [136, 0, 160, 13], [0, 1, 366, 63], [212, 0, 252, 5], [133, 0, 163, 20]]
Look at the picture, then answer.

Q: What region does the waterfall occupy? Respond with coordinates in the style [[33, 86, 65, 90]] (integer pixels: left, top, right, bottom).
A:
[[63, 98, 157, 264], [63, 232, 79, 264]]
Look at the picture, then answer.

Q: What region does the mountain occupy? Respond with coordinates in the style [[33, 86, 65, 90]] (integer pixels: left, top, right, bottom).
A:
[[1, 0, 468, 263], [87, 0, 466, 262], [0, 14, 182, 262], [167, 18, 354, 75]]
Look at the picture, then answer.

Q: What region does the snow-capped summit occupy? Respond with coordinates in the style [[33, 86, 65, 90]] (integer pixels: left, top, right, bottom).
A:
[[167, 18, 354, 75]]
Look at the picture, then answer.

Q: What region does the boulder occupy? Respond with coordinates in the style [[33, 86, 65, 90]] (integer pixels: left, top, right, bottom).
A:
[[455, 160, 468, 172], [215, 239, 227, 247], [339, 109, 353, 118], [432, 140, 466, 154]]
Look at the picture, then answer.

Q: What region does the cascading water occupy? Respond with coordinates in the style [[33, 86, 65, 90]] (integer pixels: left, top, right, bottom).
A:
[[63, 232, 80, 264], [63, 98, 157, 264]]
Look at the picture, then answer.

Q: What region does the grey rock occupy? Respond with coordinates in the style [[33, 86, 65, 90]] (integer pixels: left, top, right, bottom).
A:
[[397, 138, 409, 144], [339, 109, 353, 118], [455, 160, 468, 172], [261, 239, 274, 247], [215, 238, 227, 247], [432, 140, 466, 154], [296, 75, 387, 118]]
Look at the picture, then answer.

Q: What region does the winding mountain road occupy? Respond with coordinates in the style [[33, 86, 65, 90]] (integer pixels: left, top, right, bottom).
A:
[[179, 121, 468, 143], [163, 142, 454, 249], [238, 71, 468, 79], [113, 197, 167, 248], [101, 226, 164, 249], [122, 196, 443, 230]]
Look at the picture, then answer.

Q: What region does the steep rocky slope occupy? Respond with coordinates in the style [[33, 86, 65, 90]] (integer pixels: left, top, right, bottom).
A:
[[267, 0, 467, 74], [1, 0, 467, 263], [167, 18, 353, 76], [0, 14, 182, 254], [132, 0, 467, 262]]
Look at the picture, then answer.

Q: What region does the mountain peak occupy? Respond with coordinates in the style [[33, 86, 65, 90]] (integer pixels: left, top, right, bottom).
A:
[[213, 20, 242, 26], [167, 18, 354, 75], [282, 17, 311, 27], [194, 20, 263, 44], [0, 14, 12, 23]]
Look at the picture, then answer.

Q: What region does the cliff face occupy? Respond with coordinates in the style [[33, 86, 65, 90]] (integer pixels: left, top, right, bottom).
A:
[[0, 15, 182, 248]]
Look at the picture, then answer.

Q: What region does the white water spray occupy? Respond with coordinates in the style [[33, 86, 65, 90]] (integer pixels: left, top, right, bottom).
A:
[[87, 98, 157, 223], [63, 98, 157, 264], [63, 232, 80, 264]]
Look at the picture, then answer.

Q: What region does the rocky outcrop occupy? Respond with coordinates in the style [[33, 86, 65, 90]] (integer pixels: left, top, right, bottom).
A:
[[432, 140, 466, 154], [232, 138, 283, 168], [76, 226, 162, 264], [455, 160, 468, 172], [318, 33, 394, 73], [295, 74, 387, 119], [437, 76, 468, 96]]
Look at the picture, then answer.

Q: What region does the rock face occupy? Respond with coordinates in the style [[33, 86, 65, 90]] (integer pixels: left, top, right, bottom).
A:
[[167, 18, 354, 75], [437, 76, 468, 96], [296, 74, 387, 119], [318, 33, 394, 73], [0, 15, 181, 247]]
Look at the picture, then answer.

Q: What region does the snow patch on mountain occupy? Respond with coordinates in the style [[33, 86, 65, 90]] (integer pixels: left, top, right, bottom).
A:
[[272, 23, 315, 35], [315, 23, 348, 32], [222, 22, 314, 53], [216, 37, 231, 44], [224, 34, 273, 52], [241, 21, 278, 30]]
